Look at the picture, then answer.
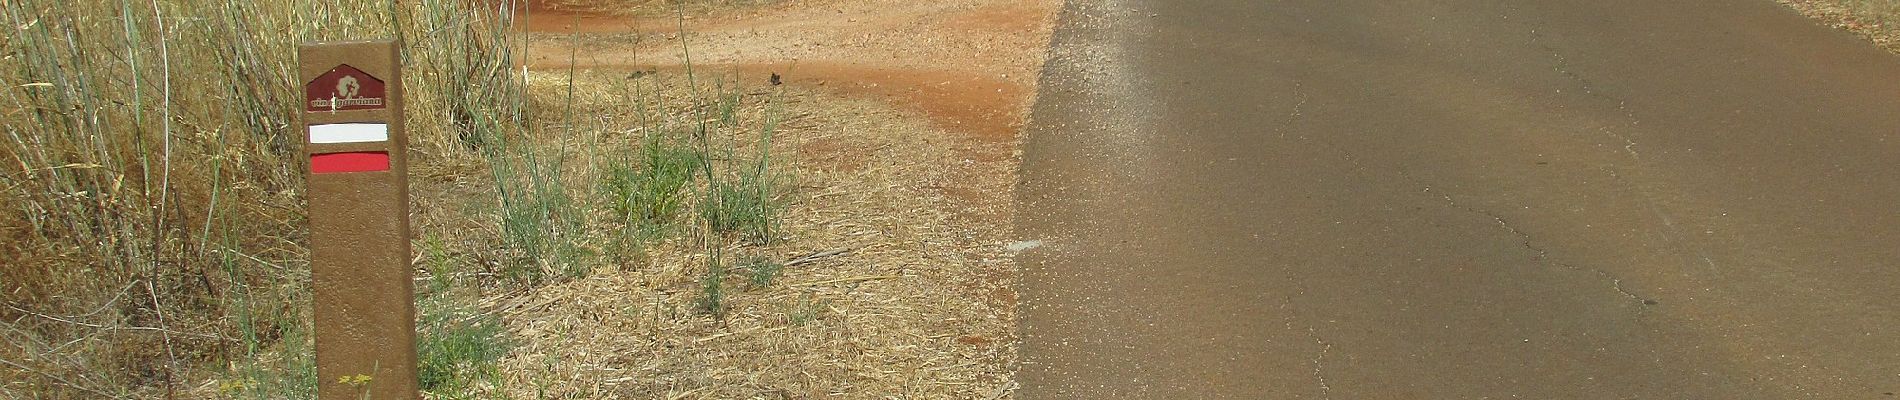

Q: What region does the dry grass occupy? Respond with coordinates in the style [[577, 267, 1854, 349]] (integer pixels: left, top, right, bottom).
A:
[[1778, 0, 1900, 52], [1, 0, 446, 397], [473, 70, 1017, 398]]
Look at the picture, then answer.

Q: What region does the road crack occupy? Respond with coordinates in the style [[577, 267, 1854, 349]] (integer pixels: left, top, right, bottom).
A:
[[1418, 183, 1658, 307], [1533, 30, 1736, 289], [1311, 335, 1334, 399], [1278, 82, 1309, 138], [1286, 312, 1336, 399], [1533, 32, 1647, 162]]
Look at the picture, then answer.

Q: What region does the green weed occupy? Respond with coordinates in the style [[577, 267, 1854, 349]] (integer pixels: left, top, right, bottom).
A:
[[702, 170, 782, 244], [699, 250, 728, 317], [786, 294, 829, 326], [494, 152, 585, 282], [743, 255, 785, 288], [602, 132, 702, 235], [416, 294, 510, 398]]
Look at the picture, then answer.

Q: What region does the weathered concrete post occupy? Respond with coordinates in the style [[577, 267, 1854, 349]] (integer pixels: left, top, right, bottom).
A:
[[299, 40, 418, 400]]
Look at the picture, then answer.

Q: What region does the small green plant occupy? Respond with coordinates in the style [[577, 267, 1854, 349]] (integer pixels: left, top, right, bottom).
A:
[[714, 77, 743, 126], [493, 151, 585, 282], [602, 132, 702, 234], [410, 235, 513, 400], [421, 234, 455, 294], [221, 301, 317, 400], [786, 294, 829, 326], [700, 78, 786, 245], [698, 250, 728, 317], [742, 255, 784, 288], [416, 293, 510, 398], [701, 160, 783, 245]]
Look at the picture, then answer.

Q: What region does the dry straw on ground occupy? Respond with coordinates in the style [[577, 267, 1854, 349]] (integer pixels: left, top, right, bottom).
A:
[[470, 69, 1020, 399]]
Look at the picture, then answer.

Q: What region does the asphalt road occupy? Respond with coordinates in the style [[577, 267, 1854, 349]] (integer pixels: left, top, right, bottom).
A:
[[1014, 0, 1900, 398]]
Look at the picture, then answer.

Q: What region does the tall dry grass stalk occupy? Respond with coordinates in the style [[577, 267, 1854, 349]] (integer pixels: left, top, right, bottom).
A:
[[0, 0, 521, 396]]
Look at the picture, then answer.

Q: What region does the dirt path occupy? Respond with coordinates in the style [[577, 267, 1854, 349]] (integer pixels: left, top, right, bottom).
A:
[[522, 0, 1056, 162]]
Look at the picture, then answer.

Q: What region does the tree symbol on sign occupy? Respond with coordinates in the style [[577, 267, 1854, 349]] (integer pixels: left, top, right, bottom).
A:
[[337, 75, 360, 99]]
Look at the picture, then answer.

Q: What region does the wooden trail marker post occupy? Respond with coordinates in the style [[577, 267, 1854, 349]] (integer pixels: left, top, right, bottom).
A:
[[300, 40, 419, 400]]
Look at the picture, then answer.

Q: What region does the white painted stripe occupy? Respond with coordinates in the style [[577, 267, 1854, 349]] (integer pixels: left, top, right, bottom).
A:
[[308, 123, 389, 144]]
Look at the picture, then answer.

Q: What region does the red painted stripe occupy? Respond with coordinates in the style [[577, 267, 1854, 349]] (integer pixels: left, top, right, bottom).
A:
[[310, 152, 390, 174]]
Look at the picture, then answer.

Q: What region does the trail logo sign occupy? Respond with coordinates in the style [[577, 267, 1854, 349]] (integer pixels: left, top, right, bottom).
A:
[[306, 64, 386, 112]]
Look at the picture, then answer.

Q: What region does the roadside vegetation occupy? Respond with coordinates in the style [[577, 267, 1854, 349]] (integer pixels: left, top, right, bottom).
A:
[[0, 0, 795, 398], [1778, 0, 1900, 51]]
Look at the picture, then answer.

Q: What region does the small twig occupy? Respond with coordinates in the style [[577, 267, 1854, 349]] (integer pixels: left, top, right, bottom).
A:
[[9, 304, 105, 328], [217, 247, 289, 272], [48, 327, 110, 355], [481, 287, 548, 316], [73, 280, 140, 320], [790, 274, 900, 287], [691, 325, 789, 344], [784, 248, 852, 267], [806, 189, 848, 200], [778, 111, 814, 123]]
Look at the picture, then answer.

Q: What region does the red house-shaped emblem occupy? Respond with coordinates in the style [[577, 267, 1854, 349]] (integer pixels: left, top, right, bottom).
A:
[[306, 64, 386, 112]]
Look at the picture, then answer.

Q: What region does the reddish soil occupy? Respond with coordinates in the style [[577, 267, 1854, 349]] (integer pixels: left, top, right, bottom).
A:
[[520, 0, 1056, 149], [738, 62, 1028, 144], [521, 0, 1059, 218]]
